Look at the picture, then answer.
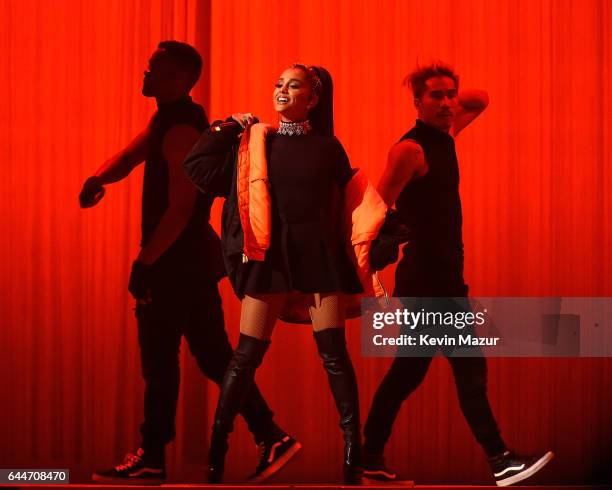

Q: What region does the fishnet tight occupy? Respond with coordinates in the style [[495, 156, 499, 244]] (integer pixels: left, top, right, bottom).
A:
[[239, 292, 346, 339]]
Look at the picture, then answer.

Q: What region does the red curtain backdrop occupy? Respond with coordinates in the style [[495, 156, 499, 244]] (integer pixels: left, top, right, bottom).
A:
[[1, 0, 611, 484]]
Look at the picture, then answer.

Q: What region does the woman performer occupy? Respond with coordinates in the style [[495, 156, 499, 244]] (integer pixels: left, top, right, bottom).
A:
[[183, 64, 387, 484]]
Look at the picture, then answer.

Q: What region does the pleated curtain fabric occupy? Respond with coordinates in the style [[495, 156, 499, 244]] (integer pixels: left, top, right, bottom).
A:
[[1, 0, 611, 483]]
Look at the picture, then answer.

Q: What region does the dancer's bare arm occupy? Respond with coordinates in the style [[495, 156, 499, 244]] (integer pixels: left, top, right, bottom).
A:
[[377, 139, 427, 207], [451, 89, 489, 137], [93, 116, 154, 183], [136, 124, 200, 265]]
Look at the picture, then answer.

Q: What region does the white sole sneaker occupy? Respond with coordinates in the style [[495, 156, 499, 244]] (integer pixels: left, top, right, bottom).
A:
[[496, 451, 554, 486]]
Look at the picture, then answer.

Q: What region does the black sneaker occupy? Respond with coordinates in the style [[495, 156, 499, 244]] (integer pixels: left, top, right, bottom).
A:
[[91, 448, 166, 484], [247, 435, 302, 483], [363, 453, 397, 482], [489, 450, 554, 486]]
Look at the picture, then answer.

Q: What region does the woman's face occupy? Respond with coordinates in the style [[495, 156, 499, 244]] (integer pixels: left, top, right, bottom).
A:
[[273, 67, 318, 121]]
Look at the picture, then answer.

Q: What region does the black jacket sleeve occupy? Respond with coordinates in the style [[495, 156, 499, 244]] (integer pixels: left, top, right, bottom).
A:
[[182, 120, 243, 198]]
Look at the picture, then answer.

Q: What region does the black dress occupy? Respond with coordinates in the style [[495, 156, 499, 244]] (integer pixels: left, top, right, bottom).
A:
[[235, 132, 363, 296]]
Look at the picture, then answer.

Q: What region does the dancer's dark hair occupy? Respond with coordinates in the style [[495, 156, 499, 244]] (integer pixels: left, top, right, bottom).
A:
[[404, 61, 459, 99], [292, 64, 335, 137], [158, 40, 202, 89]]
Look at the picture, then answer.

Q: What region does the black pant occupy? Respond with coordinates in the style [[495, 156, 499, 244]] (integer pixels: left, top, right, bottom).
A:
[[136, 277, 276, 451], [364, 258, 506, 458], [364, 353, 506, 457]]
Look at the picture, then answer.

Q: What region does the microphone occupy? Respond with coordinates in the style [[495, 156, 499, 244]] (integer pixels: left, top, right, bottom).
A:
[[211, 117, 260, 132], [212, 121, 241, 132]]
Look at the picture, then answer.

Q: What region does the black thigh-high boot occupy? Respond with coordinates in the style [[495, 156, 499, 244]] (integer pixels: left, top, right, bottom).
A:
[[208, 333, 271, 483], [314, 327, 363, 484]]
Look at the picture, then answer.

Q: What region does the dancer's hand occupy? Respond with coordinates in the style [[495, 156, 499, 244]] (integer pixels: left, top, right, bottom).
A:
[[231, 112, 257, 128], [128, 261, 152, 302], [79, 176, 106, 208]]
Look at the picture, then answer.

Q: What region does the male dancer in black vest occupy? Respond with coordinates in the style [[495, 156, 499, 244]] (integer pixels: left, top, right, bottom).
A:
[[79, 41, 299, 484], [363, 62, 553, 487]]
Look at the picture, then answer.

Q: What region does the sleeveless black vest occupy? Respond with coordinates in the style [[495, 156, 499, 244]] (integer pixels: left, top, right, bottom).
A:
[[142, 97, 224, 281], [396, 119, 464, 267]]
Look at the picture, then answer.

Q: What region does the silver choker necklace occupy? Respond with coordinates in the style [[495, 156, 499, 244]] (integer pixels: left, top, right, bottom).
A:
[[277, 120, 312, 136]]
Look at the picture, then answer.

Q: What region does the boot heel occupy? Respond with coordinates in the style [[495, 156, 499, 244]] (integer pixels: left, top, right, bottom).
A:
[[343, 437, 363, 484], [207, 466, 224, 484], [343, 464, 363, 484], [207, 430, 228, 483]]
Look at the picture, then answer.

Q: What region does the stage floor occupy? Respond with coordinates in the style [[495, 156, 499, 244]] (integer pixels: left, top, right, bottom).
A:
[[0, 484, 605, 490]]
